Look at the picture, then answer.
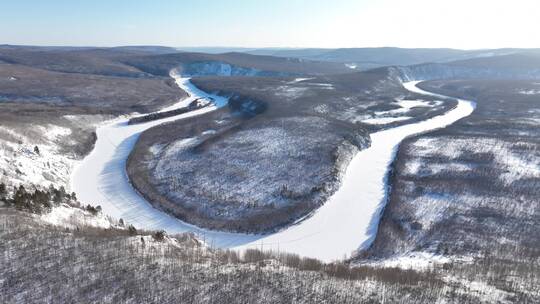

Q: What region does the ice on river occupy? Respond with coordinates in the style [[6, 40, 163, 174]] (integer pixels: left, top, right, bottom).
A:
[[71, 77, 475, 262]]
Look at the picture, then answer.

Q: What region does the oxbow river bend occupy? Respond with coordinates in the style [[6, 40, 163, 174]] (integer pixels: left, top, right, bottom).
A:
[[71, 74, 475, 262]]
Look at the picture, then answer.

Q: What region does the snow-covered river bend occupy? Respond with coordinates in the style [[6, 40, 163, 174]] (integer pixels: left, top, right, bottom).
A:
[[71, 75, 475, 262]]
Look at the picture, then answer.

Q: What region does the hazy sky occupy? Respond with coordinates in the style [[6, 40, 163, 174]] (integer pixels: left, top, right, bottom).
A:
[[1, 0, 539, 49]]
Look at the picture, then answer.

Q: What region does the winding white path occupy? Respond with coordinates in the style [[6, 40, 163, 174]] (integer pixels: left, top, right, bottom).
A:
[[71, 77, 475, 262]]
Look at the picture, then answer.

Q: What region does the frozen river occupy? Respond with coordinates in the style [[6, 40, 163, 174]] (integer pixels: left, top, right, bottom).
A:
[[71, 75, 475, 262]]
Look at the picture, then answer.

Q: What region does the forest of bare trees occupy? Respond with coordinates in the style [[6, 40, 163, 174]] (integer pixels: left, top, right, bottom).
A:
[[1, 189, 537, 303]]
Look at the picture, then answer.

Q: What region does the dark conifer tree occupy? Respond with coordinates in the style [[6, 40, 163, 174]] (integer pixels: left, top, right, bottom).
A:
[[128, 225, 137, 235], [0, 182, 6, 199]]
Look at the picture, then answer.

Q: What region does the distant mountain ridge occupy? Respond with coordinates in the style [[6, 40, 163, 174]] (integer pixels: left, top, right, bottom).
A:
[[0, 45, 351, 78], [397, 53, 540, 81], [4, 44, 540, 80], [241, 47, 540, 71], [120, 52, 351, 77]]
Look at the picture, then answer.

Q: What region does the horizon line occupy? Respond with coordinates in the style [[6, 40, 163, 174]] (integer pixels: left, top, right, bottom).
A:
[[3, 43, 539, 52]]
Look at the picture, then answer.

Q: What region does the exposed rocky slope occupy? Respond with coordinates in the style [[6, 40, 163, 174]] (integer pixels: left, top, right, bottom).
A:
[[120, 52, 352, 77], [398, 53, 540, 81]]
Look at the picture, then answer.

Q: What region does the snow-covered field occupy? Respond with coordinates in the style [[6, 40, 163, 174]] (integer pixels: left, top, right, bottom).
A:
[[71, 78, 475, 262], [407, 137, 540, 185], [361, 97, 442, 125], [40, 203, 117, 229], [359, 251, 454, 270], [518, 89, 540, 95], [361, 116, 412, 124]]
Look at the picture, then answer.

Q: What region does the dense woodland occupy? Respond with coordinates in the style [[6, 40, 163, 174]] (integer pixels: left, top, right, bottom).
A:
[[1, 183, 538, 303]]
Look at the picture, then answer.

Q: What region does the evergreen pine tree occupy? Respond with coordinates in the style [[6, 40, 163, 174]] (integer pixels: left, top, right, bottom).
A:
[[128, 225, 137, 235], [0, 182, 6, 199], [14, 185, 28, 210]]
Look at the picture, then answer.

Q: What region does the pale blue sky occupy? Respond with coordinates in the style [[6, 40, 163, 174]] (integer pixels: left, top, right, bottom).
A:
[[1, 0, 539, 49]]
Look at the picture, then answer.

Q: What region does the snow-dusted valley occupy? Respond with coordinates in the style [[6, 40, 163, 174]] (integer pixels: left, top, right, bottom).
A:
[[1, 45, 540, 303], [71, 75, 472, 261], [128, 69, 454, 237]]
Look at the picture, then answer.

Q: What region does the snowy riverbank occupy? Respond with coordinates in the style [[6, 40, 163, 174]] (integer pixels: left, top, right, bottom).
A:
[[71, 76, 475, 262]]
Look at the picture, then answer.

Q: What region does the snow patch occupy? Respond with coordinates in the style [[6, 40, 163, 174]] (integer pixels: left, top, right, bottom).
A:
[[274, 86, 308, 99], [362, 97, 441, 125], [404, 160, 475, 176], [411, 137, 540, 184], [202, 129, 217, 136], [314, 104, 330, 114], [396, 98, 438, 109], [308, 83, 334, 89], [361, 252, 452, 270], [362, 116, 412, 125], [287, 77, 313, 84], [374, 99, 437, 116], [518, 89, 540, 95], [443, 276, 513, 302], [163, 137, 199, 155], [149, 144, 164, 156], [40, 204, 114, 229], [0, 127, 75, 190], [37, 125, 72, 141]]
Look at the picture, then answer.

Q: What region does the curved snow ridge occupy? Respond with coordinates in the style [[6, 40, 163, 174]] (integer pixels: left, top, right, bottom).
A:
[[71, 78, 475, 262]]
